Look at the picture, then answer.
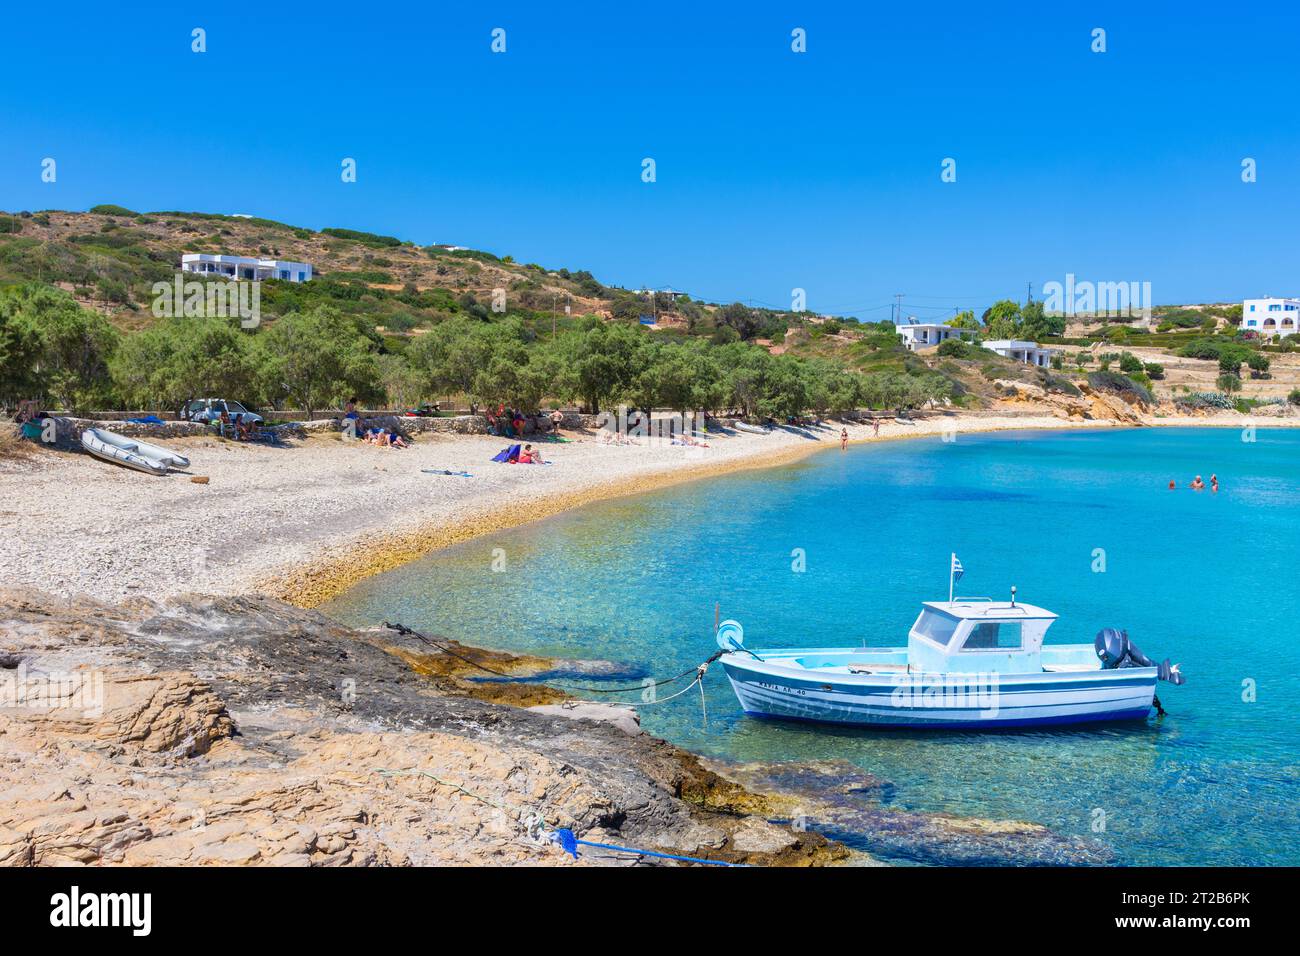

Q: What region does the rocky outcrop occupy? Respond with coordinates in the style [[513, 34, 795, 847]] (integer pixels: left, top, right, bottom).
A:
[[0, 588, 844, 867]]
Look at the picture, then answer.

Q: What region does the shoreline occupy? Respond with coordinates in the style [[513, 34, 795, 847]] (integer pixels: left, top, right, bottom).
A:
[[267, 415, 1114, 609], [266, 413, 1293, 611], [3, 408, 1292, 610]]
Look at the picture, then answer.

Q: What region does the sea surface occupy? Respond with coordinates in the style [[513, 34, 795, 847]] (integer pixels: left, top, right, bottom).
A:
[[325, 427, 1300, 865]]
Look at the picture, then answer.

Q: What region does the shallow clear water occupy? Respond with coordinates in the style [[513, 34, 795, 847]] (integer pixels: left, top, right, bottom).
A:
[[325, 427, 1300, 865]]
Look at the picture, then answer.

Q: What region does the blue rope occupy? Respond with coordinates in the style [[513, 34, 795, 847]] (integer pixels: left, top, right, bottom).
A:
[[550, 828, 746, 867]]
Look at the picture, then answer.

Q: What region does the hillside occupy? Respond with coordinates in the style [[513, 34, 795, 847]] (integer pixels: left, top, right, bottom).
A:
[[2, 206, 1298, 419]]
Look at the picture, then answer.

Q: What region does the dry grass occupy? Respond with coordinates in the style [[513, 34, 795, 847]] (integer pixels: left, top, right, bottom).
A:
[[0, 427, 38, 462]]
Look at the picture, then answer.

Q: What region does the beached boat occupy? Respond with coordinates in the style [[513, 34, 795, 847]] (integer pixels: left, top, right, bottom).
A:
[[731, 420, 771, 435], [718, 561, 1183, 729], [81, 428, 190, 475]]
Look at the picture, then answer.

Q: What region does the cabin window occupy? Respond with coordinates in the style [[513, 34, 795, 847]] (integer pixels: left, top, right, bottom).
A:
[[914, 610, 960, 647], [964, 622, 1023, 651]]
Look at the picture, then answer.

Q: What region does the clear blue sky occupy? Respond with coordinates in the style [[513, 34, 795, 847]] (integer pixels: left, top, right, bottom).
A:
[[4, 1, 1299, 321]]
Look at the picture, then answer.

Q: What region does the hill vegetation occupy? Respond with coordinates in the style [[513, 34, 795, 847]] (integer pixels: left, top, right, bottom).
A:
[[1, 207, 1294, 417]]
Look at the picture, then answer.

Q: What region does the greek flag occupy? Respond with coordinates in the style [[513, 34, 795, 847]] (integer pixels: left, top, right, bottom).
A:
[[951, 553, 964, 583]]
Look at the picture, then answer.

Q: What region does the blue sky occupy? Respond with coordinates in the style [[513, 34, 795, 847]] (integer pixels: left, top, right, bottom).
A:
[[3, 1, 1300, 320]]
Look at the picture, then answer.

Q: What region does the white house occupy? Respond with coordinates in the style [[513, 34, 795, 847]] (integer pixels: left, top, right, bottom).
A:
[[895, 320, 978, 351], [982, 339, 1059, 367], [181, 253, 313, 282], [1242, 297, 1299, 338]]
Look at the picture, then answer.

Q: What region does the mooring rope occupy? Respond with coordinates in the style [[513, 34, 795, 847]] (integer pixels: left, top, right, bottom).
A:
[[372, 767, 745, 867]]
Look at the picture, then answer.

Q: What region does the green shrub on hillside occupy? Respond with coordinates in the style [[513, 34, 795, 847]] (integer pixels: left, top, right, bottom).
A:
[[1087, 369, 1153, 404], [321, 227, 402, 248], [89, 204, 138, 217]]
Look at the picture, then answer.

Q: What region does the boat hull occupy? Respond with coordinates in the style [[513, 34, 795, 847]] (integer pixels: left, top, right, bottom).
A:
[[721, 653, 1157, 729], [80, 428, 187, 475]]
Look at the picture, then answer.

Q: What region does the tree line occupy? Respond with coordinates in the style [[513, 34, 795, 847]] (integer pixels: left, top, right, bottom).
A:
[[2, 284, 952, 418]]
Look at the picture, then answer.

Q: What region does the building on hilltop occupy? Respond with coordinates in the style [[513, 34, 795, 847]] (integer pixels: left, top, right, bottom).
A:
[[181, 253, 313, 282]]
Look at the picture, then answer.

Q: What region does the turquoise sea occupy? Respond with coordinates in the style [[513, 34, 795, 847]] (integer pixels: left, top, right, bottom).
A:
[[324, 427, 1300, 865]]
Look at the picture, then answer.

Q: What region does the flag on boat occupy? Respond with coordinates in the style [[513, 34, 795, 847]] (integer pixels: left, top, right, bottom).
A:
[[951, 553, 964, 583]]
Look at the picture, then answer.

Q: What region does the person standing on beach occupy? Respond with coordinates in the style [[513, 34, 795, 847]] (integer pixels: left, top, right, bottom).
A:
[[872, 418, 880, 437], [840, 428, 848, 451]]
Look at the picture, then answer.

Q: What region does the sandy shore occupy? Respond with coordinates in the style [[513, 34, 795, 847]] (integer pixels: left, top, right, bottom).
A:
[[0, 414, 1093, 606], [1, 410, 1290, 608]]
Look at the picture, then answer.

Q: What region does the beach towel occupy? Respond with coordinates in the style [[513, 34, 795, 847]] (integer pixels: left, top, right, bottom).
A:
[[491, 443, 521, 463], [422, 469, 473, 477], [127, 415, 165, 424]]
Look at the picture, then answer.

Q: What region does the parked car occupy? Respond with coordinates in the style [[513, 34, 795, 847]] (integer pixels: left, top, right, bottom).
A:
[[179, 399, 265, 427]]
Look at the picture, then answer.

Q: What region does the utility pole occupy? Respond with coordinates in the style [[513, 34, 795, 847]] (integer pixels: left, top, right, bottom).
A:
[[894, 293, 904, 325], [1026, 281, 1033, 305]]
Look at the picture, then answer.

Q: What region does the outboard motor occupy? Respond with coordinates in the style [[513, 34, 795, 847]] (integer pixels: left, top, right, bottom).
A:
[[1094, 627, 1185, 685]]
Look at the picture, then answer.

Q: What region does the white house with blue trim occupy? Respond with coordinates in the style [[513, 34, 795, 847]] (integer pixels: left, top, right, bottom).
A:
[[895, 319, 977, 351], [1242, 297, 1299, 338], [181, 253, 313, 283], [981, 339, 1060, 367]]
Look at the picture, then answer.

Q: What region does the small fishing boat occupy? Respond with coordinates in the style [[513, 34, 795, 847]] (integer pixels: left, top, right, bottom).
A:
[[731, 420, 771, 435], [718, 556, 1184, 729], [81, 428, 190, 475]]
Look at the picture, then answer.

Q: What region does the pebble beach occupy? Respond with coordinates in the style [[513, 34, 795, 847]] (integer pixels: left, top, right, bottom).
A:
[[3, 413, 1114, 607]]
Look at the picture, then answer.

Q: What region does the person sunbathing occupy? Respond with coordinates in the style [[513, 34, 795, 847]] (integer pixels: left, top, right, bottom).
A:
[[518, 444, 543, 463]]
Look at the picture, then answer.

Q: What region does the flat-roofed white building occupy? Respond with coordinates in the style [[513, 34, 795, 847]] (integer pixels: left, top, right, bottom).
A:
[[181, 253, 313, 282], [895, 320, 978, 351], [982, 339, 1059, 367], [1242, 297, 1299, 338]]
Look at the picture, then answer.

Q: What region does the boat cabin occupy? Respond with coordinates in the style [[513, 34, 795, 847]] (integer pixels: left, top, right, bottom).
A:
[[908, 600, 1057, 675]]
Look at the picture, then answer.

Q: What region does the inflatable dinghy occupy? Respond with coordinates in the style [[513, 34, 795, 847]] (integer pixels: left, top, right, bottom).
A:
[[80, 428, 189, 475], [731, 421, 771, 435]]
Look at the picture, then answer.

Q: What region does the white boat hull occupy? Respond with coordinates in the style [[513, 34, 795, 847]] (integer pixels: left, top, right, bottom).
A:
[[721, 650, 1157, 729], [80, 428, 189, 475]]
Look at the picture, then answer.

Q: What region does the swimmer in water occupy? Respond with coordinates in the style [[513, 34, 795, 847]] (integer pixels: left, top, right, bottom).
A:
[[1191, 475, 1205, 491], [1168, 480, 1176, 490], [1211, 473, 1219, 492]]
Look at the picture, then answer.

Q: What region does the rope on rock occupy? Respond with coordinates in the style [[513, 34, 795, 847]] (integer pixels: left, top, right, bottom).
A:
[[548, 829, 746, 867], [372, 767, 744, 867]]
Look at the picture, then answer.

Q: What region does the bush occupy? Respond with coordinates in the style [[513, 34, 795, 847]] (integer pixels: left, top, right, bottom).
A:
[[321, 227, 402, 248], [1087, 370, 1153, 404], [89, 204, 138, 217], [936, 338, 971, 358], [1176, 391, 1233, 410], [1119, 351, 1143, 374], [1143, 361, 1165, 379], [0, 216, 21, 234], [1288, 389, 1300, 406], [1216, 373, 1242, 394]]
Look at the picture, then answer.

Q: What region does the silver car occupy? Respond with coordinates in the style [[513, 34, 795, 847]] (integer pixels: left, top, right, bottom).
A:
[[179, 399, 265, 427]]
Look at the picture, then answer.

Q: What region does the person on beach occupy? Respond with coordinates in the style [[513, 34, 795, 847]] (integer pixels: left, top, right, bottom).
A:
[[872, 418, 880, 437], [519, 444, 543, 463], [1191, 475, 1205, 491], [550, 408, 564, 433], [840, 428, 848, 451]]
